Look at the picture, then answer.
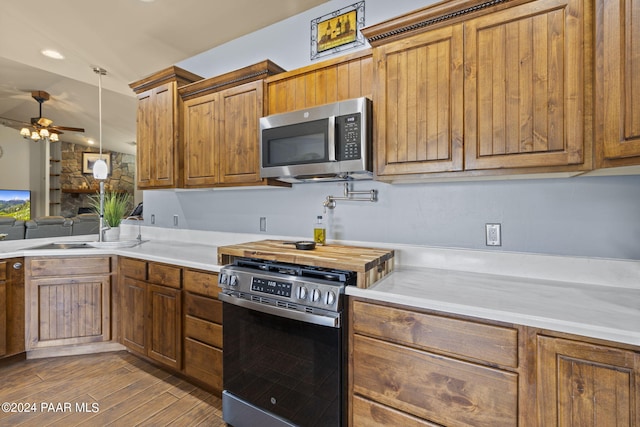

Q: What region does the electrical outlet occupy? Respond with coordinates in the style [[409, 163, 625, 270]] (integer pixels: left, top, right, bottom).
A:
[[150, 214, 155, 225], [173, 215, 179, 227], [486, 223, 502, 246], [260, 217, 267, 232]]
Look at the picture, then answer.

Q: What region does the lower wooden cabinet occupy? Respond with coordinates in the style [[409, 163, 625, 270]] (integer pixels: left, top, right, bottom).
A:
[[350, 297, 640, 427], [537, 335, 640, 427], [25, 256, 112, 349], [183, 269, 222, 393], [350, 299, 519, 427], [0, 258, 24, 359], [119, 258, 182, 370]]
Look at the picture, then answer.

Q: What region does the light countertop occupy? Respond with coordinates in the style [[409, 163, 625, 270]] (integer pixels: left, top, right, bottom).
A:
[[2, 227, 639, 347], [346, 265, 640, 346]]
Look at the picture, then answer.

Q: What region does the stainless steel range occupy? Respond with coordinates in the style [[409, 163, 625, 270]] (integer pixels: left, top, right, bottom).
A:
[[218, 257, 356, 427]]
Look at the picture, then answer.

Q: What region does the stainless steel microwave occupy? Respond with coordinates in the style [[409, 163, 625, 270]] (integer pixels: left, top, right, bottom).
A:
[[259, 97, 372, 183]]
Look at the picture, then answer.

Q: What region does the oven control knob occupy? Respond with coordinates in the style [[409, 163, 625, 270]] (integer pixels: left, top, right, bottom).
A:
[[219, 273, 228, 285], [296, 286, 308, 300], [229, 275, 239, 287], [325, 291, 336, 306], [311, 288, 322, 302]]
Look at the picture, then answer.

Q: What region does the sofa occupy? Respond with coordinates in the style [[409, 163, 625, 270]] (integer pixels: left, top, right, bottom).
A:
[[0, 216, 26, 240], [25, 216, 73, 239], [70, 213, 100, 235]]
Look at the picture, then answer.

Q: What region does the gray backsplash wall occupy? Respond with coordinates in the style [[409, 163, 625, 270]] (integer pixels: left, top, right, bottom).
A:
[[144, 175, 640, 260]]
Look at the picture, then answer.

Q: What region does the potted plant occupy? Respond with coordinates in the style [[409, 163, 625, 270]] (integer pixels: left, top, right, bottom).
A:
[[90, 191, 132, 241]]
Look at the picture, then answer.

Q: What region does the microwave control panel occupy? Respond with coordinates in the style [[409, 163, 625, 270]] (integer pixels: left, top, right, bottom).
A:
[[336, 113, 362, 160]]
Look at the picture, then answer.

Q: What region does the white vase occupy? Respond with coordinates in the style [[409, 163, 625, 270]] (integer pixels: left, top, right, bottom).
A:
[[103, 227, 120, 242]]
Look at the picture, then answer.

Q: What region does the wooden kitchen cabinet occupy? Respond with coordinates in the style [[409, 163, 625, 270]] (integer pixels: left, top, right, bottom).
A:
[[363, 0, 592, 181], [265, 50, 373, 115], [368, 23, 464, 176], [182, 268, 223, 393], [119, 257, 182, 370], [179, 60, 286, 188], [25, 256, 112, 349], [595, 0, 640, 167], [0, 258, 24, 360], [537, 335, 640, 426], [129, 66, 203, 189], [350, 299, 520, 427]]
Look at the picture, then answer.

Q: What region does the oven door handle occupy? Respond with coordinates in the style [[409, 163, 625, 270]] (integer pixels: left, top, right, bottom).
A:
[[219, 293, 341, 328]]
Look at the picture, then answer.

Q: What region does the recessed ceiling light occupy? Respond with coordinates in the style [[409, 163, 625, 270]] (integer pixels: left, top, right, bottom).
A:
[[87, 139, 95, 145], [41, 49, 64, 60], [139, 0, 155, 2]]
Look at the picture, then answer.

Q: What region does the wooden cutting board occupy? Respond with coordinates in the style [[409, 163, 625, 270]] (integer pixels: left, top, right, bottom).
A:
[[217, 239, 395, 289]]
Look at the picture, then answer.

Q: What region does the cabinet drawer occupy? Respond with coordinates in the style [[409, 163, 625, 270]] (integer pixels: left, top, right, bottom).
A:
[[352, 300, 517, 368], [185, 315, 222, 348], [184, 337, 223, 391], [120, 258, 147, 280], [148, 262, 182, 289], [0, 261, 6, 281], [353, 335, 518, 427], [184, 292, 222, 324], [184, 269, 219, 298], [353, 396, 439, 427], [30, 256, 111, 277]]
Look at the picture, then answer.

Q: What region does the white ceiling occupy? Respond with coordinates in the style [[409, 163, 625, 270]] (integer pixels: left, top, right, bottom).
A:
[[0, 0, 328, 155]]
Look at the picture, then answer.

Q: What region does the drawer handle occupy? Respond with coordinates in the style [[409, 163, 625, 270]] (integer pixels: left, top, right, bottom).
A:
[[13, 262, 23, 270]]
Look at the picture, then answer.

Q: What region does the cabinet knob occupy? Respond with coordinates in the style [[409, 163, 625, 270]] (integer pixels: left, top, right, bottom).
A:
[[13, 262, 23, 270]]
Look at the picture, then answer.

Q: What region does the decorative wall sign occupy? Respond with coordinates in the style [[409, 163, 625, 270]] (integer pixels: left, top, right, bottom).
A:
[[82, 152, 111, 175], [311, 2, 365, 60]]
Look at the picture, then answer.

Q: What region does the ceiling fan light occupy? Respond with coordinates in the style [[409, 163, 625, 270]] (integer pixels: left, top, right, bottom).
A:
[[31, 131, 41, 141], [93, 158, 108, 179], [39, 128, 50, 138], [50, 133, 59, 142], [20, 128, 31, 137]]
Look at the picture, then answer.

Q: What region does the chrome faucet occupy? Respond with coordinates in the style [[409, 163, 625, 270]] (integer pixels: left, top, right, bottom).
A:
[[125, 216, 143, 242]]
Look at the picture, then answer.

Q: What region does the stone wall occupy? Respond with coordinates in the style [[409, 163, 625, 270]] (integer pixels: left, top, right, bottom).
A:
[[60, 142, 135, 217]]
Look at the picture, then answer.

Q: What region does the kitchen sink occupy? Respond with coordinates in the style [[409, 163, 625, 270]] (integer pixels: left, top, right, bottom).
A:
[[27, 240, 146, 250]]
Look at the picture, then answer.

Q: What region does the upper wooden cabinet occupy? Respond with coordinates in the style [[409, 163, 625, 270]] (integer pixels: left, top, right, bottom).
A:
[[464, 0, 588, 171], [179, 60, 286, 188], [130, 66, 203, 189], [369, 23, 464, 175], [363, 0, 593, 180], [595, 0, 640, 167], [265, 50, 373, 115]]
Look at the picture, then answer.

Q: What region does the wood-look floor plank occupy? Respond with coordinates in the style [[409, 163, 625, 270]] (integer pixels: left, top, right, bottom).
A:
[[0, 351, 224, 427]]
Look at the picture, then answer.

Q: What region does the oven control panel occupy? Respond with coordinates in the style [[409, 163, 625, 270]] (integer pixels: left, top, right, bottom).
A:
[[218, 266, 343, 312]]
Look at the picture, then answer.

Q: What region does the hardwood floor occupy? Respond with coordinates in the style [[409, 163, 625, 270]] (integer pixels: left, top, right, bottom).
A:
[[0, 351, 225, 427]]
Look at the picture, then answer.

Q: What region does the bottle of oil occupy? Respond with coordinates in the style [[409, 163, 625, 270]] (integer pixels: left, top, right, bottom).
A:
[[313, 215, 326, 245]]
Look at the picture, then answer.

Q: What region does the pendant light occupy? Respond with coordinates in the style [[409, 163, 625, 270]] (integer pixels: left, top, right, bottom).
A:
[[92, 67, 108, 180]]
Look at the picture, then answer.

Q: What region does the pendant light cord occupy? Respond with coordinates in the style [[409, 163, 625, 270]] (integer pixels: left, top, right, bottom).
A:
[[93, 67, 107, 160]]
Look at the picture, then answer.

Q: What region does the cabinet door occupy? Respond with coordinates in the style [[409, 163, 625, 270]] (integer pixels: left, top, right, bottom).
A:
[[464, 0, 586, 170], [136, 88, 154, 188], [538, 335, 640, 426], [374, 24, 464, 175], [218, 81, 263, 184], [147, 284, 182, 370], [183, 92, 220, 187], [136, 82, 179, 188], [27, 275, 111, 349], [596, 0, 640, 162], [0, 279, 6, 357], [121, 277, 147, 355]]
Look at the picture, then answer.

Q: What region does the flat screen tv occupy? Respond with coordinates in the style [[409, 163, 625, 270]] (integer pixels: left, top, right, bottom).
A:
[[0, 189, 31, 220]]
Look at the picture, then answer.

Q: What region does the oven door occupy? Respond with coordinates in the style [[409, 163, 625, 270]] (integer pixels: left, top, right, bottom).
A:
[[222, 300, 343, 427]]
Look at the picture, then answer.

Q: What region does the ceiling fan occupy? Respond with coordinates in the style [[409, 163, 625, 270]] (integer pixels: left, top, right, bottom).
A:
[[0, 90, 85, 141]]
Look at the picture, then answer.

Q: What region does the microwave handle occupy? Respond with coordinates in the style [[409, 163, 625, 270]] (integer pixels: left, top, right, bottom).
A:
[[328, 115, 337, 161]]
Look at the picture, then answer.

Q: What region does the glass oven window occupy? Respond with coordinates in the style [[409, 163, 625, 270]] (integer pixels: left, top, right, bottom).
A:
[[223, 303, 342, 426]]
